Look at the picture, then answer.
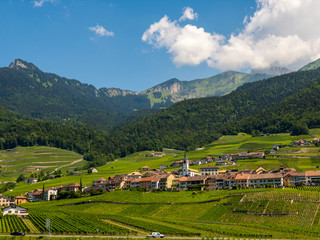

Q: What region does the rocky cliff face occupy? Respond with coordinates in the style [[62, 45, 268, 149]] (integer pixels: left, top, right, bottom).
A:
[[99, 87, 138, 97]]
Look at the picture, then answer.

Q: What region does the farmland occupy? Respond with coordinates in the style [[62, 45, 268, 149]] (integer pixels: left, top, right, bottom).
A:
[[15, 188, 320, 239]]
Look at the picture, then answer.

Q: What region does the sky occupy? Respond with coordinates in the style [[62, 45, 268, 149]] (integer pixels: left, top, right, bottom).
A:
[[1, 0, 320, 92]]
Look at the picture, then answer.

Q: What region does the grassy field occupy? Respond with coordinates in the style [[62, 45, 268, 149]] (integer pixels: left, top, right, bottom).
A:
[[0, 146, 83, 181], [18, 188, 320, 239]]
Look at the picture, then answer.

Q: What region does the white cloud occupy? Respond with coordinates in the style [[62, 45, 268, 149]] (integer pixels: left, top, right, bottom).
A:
[[179, 7, 198, 22], [33, 0, 56, 7], [142, 1, 320, 71], [89, 24, 114, 37]]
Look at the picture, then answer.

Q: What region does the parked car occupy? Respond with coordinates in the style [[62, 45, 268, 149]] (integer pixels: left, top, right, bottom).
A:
[[10, 231, 25, 236], [146, 232, 164, 238]]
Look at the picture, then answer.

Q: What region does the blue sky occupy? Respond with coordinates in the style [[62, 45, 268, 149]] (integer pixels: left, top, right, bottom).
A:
[[1, 0, 320, 91]]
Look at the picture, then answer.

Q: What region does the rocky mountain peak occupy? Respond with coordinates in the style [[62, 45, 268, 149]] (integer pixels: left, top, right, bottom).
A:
[[9, 59, 38, 71]]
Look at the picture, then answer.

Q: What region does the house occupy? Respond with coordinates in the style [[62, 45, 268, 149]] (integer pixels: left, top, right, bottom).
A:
[[159, 165, 168, 170], [146, 153, 154, 157], [205, 175, 217, 190], [178, 177, 189, 190], [154, 152, 164, 157], [142, 166, 150, 171], [270, 149, 276, 154], [171, 177, 181, 189], [3, 205, 28, 217], [313, 138, 319, 143], [130, 178, 141, 189], [158, 174, 175, 190], [253, 166, 267, 174], [305, 170, 320, 185], [28, 187, 58, 202], [186, 175, 208, 189], [0, 196, 10, 206], [25, 178, 38, 184], [200, 166, 219, 176], [139, 176, 156, 190], [14, 195, 29, 205], [57, 183, 80, 193], [89, 167, 98, 173], [170, 160, 183, 167], [105, 175, 127, 191], [239, 168, 252, 174], [283, 172, 306, 187], [92, 177, 107, 186], [248, 173, 283, 188], [247, 152, 265, 159], [127, 172, 143, 178], [215, 173, 236, 189], [234, 173, 250, 188]]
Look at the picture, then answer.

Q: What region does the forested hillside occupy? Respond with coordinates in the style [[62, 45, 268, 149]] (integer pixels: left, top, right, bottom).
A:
[[0, 107, 116, 167], [0, 59, 154, 130], [110, 68, 320, 153]]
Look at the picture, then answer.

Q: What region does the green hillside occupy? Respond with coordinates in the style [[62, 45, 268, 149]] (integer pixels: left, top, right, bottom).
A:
[[0, 59, 152, 130], [0, 146, 83, 181], [112, 68, 320, 153], [299, 58, 320, 71]]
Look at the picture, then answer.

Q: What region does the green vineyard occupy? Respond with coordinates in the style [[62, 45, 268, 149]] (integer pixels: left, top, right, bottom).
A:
[[28, 210, 131, 235], [0, 215, 29, 233]]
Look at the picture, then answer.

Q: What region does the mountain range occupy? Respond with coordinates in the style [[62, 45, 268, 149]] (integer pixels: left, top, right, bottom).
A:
[[0, 59, 275, 129], [1, 58, 320, 166]]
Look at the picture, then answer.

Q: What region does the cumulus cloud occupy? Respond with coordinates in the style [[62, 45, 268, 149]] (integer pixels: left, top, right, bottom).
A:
[[142, 1, 320, 71], [33, 0, 56, 7], [89, 24, 114, 37], [179, 7, 198, 22]]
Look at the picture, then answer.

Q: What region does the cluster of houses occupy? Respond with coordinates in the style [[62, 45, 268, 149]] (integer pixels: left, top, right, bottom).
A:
[[167, 151, 265, 168]]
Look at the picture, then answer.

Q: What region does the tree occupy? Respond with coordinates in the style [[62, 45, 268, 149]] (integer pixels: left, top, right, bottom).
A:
[[42, 183, 45, 201], [16, 174, 25, 183], [79, 177, 83, 194]]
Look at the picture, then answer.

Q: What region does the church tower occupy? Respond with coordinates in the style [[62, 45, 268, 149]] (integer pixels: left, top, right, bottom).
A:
[[181, 152, 190, 177]]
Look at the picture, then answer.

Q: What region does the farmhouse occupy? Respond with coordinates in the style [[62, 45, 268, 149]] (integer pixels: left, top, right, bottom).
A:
[[3, 205, 28, 217], [234, 173, 250, 188], [25, 178, 38, 184], [127, 172, 142, 178], [158, 174, 175, 190], [186, 175, 208, 189], [88, 167, 98, 173]]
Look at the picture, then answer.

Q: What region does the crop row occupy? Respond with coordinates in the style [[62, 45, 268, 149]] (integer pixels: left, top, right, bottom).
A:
[[28, 210, 130, 235], [0, 216, 29, 233]]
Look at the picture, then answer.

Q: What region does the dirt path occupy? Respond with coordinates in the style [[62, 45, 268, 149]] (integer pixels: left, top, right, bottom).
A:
[[50, 158, 83, 174], [103, 219, 146, 236]]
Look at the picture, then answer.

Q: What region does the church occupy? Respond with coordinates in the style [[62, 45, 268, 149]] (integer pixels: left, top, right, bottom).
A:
[[179, 153, 200, 177]]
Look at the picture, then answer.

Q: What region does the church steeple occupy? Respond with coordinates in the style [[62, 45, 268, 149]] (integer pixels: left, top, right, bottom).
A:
[[181, 152, 190, 177]]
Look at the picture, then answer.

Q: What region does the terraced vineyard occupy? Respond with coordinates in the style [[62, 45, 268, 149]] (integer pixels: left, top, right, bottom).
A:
[[0, 146, 83, 180], [0, 215, 29, 233]]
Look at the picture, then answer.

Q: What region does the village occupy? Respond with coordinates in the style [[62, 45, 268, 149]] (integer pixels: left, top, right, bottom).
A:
[[1, 138, 320, 214]]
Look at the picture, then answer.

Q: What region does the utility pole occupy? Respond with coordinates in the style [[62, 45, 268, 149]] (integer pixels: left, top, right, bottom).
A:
[[261, 214, 264, 240]]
